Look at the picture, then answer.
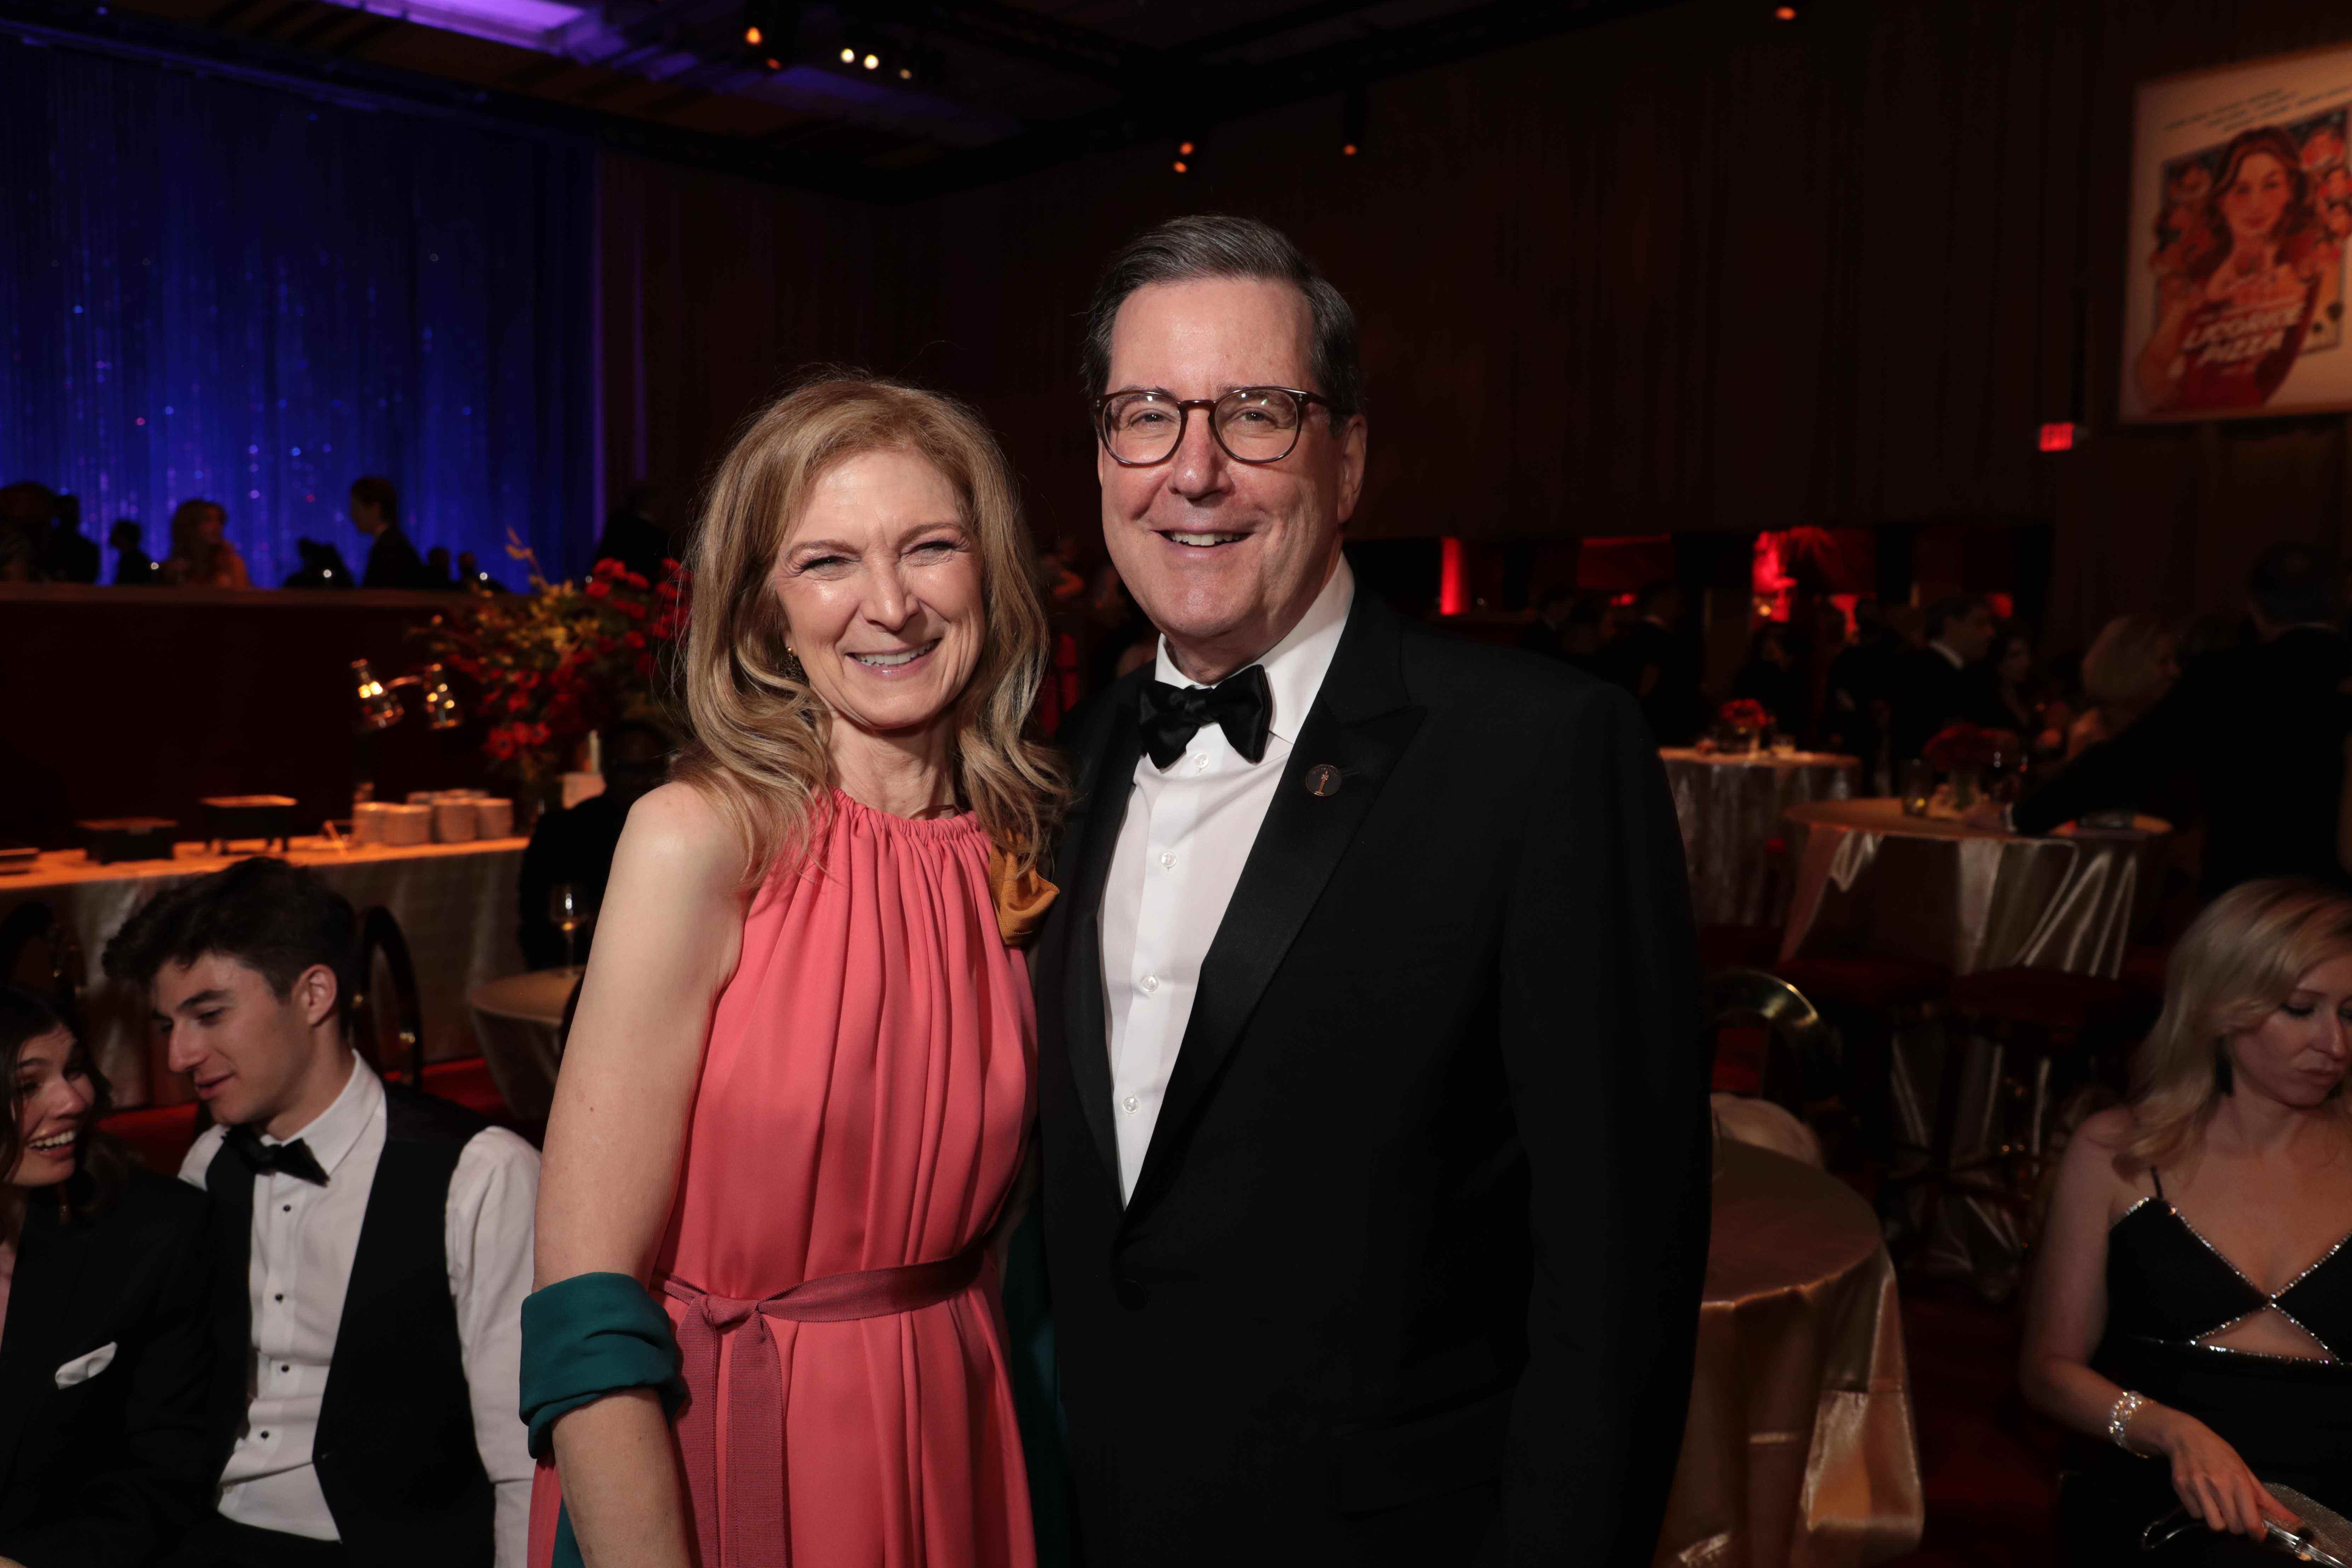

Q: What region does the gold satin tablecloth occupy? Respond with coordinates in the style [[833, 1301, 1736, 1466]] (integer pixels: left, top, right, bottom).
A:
[[0, 837, 526, 1105], [1776, 799, 2168, 979], [1661, 750, 1860, 927], [1655, 1139, 1922, 1568], [1775, 799, 2170, 1293]]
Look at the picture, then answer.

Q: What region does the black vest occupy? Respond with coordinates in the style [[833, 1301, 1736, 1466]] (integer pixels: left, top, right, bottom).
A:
[[206, 1083, 496, 1567]]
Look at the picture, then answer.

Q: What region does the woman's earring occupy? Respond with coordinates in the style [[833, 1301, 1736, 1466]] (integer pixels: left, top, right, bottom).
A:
[[2213, 1043, 2236, 1095], [782, 644, 806, 682]]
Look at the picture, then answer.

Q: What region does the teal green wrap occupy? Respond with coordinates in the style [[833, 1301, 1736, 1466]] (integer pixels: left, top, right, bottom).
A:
[[519, 1271, 689, 1459]]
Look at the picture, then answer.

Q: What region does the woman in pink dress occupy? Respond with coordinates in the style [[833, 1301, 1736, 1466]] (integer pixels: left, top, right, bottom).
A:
[[522, 377, 1063, 1568]]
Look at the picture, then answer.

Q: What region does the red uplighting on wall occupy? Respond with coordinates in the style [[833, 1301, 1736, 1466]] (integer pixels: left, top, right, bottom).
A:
[[1439, 537, 1468, 616], [2037, 421, 2077, 452]]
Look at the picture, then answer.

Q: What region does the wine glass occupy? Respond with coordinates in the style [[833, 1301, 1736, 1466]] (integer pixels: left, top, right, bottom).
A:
[[548, 883, 595, 975]]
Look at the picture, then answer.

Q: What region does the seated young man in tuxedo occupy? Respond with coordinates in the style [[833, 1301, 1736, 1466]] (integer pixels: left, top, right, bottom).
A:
[[103, 858, 537, 1568]]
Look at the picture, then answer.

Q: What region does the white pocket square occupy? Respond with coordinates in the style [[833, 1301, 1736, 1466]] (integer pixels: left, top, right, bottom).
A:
[[53, 1342, 117, 1388]]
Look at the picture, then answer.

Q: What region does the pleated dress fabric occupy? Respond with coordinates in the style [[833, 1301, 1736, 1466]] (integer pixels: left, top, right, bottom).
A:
[[528, 791, 1037, 1568]]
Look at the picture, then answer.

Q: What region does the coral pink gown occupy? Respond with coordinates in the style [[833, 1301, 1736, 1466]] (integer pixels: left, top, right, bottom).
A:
[[529, 792, 1037, 1568]]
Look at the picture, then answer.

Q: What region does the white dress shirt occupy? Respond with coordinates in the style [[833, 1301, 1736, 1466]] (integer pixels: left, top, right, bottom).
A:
[[1099, 559, 1354, 1202], [180, 1058, 539, 1566]]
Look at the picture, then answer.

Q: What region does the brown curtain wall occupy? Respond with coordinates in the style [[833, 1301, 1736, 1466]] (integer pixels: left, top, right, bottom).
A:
[[600, 0, 2352, 647]]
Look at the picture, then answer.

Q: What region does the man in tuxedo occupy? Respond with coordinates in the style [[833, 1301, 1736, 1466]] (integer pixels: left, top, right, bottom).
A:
[[1032, 215, 1710, 1566], [104, 858, 537, 1568], [1884, 593, 2007, 763]]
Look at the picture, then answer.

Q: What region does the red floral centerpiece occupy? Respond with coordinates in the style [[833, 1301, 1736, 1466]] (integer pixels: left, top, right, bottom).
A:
[[1921, 722, 2021, 775], [1715, 698, 1771, 752], [415, 542, 687, 788]]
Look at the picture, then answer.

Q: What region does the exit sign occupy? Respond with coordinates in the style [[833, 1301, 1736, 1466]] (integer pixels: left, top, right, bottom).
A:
[[2038, 422, 2078, 452]]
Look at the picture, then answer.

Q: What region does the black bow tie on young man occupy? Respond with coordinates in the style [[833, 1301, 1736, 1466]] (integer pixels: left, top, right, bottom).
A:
[[225, 1124, 330, 1185], [1137, 664, 1274, 769]]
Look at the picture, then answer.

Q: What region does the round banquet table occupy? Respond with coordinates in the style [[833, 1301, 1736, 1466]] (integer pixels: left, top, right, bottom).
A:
[[1659, 750, 1860, 926], [1777, 798, 2170, 980], [1653, 1137, 1922, 1568], [1776, 798, 2171, 1291], [467, 969, 577, 1125]]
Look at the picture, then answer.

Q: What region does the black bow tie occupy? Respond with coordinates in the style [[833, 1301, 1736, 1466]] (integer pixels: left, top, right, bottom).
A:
[[1137, 665, 1274, 770], [226, 1125, 329, 1186]]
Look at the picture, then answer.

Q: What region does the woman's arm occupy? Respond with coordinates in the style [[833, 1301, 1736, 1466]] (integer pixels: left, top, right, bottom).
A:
[[2020, 1113, 2292, 1538], [535, 782, 746, 1568]]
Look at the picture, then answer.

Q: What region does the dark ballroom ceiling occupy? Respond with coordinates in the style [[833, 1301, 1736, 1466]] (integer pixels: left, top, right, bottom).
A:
[[1, 0, 1694, 194]]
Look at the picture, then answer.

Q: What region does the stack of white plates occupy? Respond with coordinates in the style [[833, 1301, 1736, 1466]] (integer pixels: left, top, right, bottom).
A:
[[379, 803, 433, 847]]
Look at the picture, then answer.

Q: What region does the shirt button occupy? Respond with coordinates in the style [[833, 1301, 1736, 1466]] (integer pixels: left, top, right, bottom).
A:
[[1122, 1095, 1139, 1113], [1193, 755, 1209, 773], [274, 1294, 284, 1303], [1140, 974, 1160, 994], [1159, 851, 1176, 870]]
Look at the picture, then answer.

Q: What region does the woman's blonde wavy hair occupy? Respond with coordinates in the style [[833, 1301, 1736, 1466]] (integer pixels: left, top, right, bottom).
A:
[[2117, 878, 2352, 1175], [672, 374, 1066, 887]]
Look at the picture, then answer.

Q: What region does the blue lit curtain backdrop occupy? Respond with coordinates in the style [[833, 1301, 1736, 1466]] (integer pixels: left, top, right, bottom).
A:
[[0, 42, 596, 584]]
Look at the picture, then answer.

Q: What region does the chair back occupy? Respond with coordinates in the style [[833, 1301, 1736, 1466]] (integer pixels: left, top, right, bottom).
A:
[[1702, 966, 1837, 1118], [350, 905, 425, 1088]]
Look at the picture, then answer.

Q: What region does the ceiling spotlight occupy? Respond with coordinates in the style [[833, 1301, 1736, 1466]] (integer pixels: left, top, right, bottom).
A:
[[1178, 140, 1194, 156], [897, 64, 911, 78], [1172, 159, 1188, 174], [1342, 143, 1358, 157], [862, 51, 879, 68], [744, 24, 760, 43], [1773, 3, 1796, 16], [765, 55, 780, 68], [839, 45, 855, 61], [1343, 82, 1367, 158]]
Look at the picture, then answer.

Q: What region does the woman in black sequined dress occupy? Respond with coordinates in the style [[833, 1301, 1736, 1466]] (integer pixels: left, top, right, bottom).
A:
[[2022, 879, 2352, 1564]]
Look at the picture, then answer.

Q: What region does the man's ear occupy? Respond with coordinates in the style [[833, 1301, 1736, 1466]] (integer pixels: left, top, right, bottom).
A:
[[1335, 413, 1368, 525], [294, 963, 340, 1030]]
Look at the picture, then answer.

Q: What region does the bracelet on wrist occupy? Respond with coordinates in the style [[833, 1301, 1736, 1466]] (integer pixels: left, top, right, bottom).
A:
[[2108, 1389, 2149, 1452]]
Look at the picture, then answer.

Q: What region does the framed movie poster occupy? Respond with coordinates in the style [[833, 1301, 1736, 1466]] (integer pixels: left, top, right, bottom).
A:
[[2121, 45, 2352, 422]]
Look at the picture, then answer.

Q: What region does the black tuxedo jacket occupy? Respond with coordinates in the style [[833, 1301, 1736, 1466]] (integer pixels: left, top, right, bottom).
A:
[[1886, 645, 2009, 764], [0, 1166, 229, 1568], [1033, 591, 1710, 1566]]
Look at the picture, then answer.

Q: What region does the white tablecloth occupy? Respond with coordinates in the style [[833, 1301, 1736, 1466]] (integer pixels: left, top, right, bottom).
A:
[[1661, 750, 1860, 926], [0, 837, 526, 1107]]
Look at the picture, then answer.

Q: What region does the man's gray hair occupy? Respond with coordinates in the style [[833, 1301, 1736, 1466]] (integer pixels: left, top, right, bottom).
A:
[[1081, 215, 1364, 422]]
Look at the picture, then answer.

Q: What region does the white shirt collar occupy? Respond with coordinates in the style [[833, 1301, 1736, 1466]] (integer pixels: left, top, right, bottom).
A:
[[262, 1054, 381, 1180], [1929, 640, 1966, 670], [1153, 557, 1355, 746]]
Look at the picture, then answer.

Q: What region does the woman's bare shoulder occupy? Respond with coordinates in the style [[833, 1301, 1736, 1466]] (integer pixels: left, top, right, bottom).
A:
[[2072, 1104, 2136, 1154], [615, 781, 746, 881]]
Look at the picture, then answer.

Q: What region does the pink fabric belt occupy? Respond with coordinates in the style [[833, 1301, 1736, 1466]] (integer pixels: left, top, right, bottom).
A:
[[663, 1246, 987, 1568]]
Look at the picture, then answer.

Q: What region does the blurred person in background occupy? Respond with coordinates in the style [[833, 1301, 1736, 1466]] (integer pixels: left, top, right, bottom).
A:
[[1728, 622, 1803, 736], [349, 477, 426, 590], [0, 483, 54, 582], [2067, 614, 2180, 759], [423, 547, 455, 590], [1603, 579, 1706, 743], [1560, 592, 1619, 678], [1823, 597, 1902, 778], [2023, 879, 2352, 1561], [456, 552, 506, 593], [163, 500, 249, 590], [590, 483, 670, 583], [110, 520, 160, 586], [2006, 544, 2352, 896], [1517, 583, 1576, 660], [0, 983, 227, 1568], [279, 540, 355, 590], [37, 494, 98, 584], [514, 722, 670, 972], [1887, 592, 2008, 762]]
